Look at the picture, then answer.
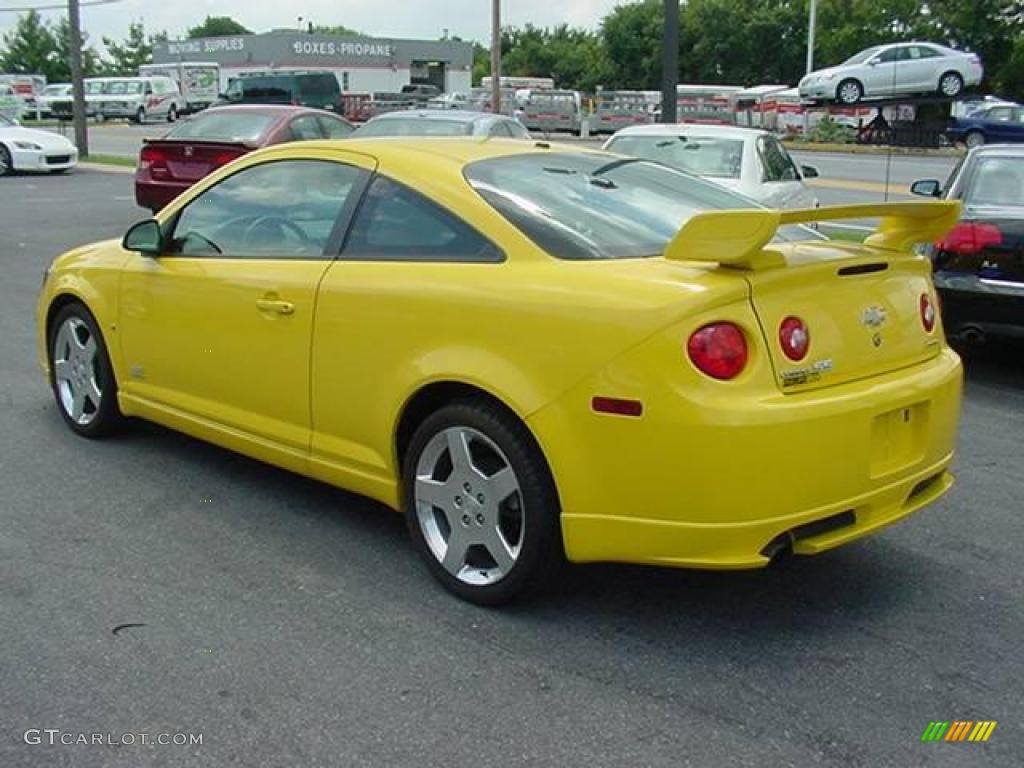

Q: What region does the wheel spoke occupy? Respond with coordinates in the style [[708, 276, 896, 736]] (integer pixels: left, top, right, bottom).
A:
[[70, 387, 86, 421], [67, 321, 87, 351], [488, 466, 518, 504], [53, 359, 72, 382], [483, 527, 516, 574], [446, 428, 475, 477], [441, 526, 470, 575], [415, 476, 450, 510], [84, 378, 102, 410], [82, 336, 97, 361]]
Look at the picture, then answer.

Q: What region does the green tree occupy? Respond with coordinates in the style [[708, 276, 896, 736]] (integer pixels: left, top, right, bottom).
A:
[[187, 16, 251, 39], [0, 11, 58, 78], [53, 17, 102, 80], [599, 0, 662, 89], [312, 24, 363, 37], [102, 21, 161, 76]]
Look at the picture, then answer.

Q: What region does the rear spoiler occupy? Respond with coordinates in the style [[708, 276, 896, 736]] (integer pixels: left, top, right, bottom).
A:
[[664, 201, 961, 270]]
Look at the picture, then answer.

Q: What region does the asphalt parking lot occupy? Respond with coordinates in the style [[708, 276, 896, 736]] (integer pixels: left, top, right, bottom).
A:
[[2, 168, 1022, 767]]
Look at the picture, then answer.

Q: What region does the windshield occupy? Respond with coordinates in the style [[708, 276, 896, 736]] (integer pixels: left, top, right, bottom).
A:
[[43, 85, 70, 96], [355, 118, 473, 137], [107, 80, 143, 95], [465, 152, 813, 260], [165, 111, 275, 142], [842, 47, 881, 66], [605, 135, 744, 179]]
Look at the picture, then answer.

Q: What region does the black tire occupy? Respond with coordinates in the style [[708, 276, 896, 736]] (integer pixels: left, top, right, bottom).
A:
[[0, 144, 12, 176], [836, 78, 863, 105], [48, 302, 123, 438], [938, 71, 964, 98], [167, 104, 177, 122], [134, 107, 145, 124], [403, 399, 563, 606], [965, 130, 985, 149]]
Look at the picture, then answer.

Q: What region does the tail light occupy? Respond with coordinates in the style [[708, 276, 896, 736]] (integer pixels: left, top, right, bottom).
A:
[[936, 221, 1002, 254], [920, 293, 936, 333], [687, 323, 748, 380], [139, 144, 169, 176], [211, 149, 246, 167], [778, 316, 810, 361]]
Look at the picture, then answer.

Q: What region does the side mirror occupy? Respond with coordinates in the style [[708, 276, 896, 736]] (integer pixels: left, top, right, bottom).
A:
[[801, 164, 820, 179], [867, 59, 879, 67], [122, 219, 163, 256], [910, 179, 942, 198]]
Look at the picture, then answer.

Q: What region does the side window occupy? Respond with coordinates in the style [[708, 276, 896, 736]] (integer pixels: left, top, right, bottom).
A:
[[316, 115, 354, 138], [168, 160, 364, 259], [289, 115, 323, 140], [876, 48, 901, 64], [490, 121, 514, 137], [758, 137, 798, 182], [343, 176, 503, 263], [913, 45, 940, 59], [989, 108, 1012, 122], [1016, 109, 1024, 124]]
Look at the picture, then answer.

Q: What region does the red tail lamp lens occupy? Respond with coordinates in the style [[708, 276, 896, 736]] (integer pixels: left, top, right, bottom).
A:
[[920, 293, 936, 332], [779, 316, 810, 361], [936, 221, 1002, 254], [687, 323, 748, 380]]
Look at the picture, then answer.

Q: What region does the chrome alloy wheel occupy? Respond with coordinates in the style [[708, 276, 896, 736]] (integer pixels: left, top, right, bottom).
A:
[[838, 80, 862, 104], [52, 317, 102, 426], [414, 426, 525, 586], [939, 72, 963, 97]]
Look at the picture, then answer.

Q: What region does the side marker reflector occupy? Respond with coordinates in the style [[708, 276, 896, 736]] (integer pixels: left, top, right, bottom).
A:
[[591, 396, 643, 417]]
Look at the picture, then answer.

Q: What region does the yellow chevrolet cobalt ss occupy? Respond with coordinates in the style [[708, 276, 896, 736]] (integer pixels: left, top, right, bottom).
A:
[[37, 138, 963, 604]]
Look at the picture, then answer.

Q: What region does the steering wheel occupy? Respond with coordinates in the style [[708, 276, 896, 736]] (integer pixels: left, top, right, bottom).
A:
[[240, 215, 314, 250]]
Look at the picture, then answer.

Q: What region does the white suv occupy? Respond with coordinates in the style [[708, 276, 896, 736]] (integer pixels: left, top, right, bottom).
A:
[[98, 76, 183, 123]]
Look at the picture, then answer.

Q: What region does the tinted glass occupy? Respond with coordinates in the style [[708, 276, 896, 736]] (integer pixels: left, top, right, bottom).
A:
[[465, 153, 812, 261], [169, 160, 363, 258], [165, 111, 275, 142], [289, 115, 323, 140], [913, 45, 941, 59], [758, 137, 799, 182], [354, 118, 474, 137], [317, 115, 354, 138], [875, 48, 901, 63], [298, 75, 339, 98], [964, 157, 1024, 208], [988, 108, 1013, 122], [842, 47, 880, 65], [242, 78, 292, 102], [606, 135, 744, 179], [344, 176, 502, 262]]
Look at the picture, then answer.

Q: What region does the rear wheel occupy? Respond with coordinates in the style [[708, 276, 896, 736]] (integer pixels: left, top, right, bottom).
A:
[[167, 104, 178, 122], [965, 130, 985, 149], [134, 107, 146, 124], [48, 303, 123, 438], [836, 79, 863, 105], [0, 144, 11, 176], [403, 400, 562, 605], [939, 71, 964, 98]]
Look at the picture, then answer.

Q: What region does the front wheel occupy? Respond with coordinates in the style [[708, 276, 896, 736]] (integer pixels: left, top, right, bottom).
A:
[[0, 144, 12, 176], [965, 130, 985, 149], [939, 71, 964, 98], [134, 107, 145, 124], [404, 401, 562, 605], [167, 104, 178, 122], [48, 303, 123, 438], [836, 79, 863, 105]]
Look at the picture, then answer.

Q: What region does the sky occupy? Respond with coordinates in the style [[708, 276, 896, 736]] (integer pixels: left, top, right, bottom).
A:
[[1, 0, 627, 52]]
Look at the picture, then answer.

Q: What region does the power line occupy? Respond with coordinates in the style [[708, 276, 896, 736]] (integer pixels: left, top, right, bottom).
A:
[[0, 0, 121, 12]]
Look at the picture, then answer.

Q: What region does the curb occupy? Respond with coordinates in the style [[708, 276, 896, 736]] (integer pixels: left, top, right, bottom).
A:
[[783, 141, 963, 158], [78, 162, 134, 174]]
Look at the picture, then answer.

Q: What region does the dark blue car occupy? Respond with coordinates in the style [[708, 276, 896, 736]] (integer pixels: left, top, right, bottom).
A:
[[947, 103, 1024, 149]]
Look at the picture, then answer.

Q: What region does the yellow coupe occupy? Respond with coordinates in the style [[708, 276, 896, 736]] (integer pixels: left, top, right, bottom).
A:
[[37, 138, 963, 604]]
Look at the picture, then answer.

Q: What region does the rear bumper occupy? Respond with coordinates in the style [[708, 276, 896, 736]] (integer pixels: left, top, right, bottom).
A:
[[529, 339, 963, 569], [135, 175, 191, 211], [935, 272, 1024, 335]]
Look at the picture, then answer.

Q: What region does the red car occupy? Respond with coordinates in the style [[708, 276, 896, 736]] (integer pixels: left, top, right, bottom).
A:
[[135, 105, 354, 212]]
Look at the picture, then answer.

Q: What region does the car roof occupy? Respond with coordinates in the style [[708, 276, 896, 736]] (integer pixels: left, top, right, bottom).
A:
[[968, 144, 1024, 158], [368, 110, 502, 123], [200, 104, 342, 118], [283, 136, 587, 165], [607, 123, 765, 140]]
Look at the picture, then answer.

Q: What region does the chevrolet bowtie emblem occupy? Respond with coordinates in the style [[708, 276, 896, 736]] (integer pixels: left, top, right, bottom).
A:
[[862, 306, 887, 328]]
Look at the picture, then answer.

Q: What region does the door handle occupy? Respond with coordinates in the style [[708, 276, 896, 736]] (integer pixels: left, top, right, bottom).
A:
[[255, 298, 295, 315]]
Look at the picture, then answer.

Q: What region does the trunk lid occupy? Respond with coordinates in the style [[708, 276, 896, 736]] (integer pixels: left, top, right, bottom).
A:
[[744, 242, 941, 393], [140, 139, 250, 182], [934, 206, 1024, 285]]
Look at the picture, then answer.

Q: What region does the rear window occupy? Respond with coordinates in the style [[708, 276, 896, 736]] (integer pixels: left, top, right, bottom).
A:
[[166, 111, 275, 142], [606, 135, 743, 179], [465, 152, 812, 261], [298, 75, 339, 98], [355, 118, 473, 137], [964, 157, 1024, 208], [242, 78, 292, 101]]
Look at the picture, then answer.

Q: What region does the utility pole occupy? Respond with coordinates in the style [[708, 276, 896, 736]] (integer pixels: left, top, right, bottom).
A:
[[805, 0, 817, 74], [490, 0, 501, 114], [660, 0, 678, 123], [68, 0, 88, 157]]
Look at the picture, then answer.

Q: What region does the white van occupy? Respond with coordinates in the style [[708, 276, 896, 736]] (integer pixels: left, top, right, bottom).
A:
[[98, 76, 183, 123], [138, 62, 220, 113]]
